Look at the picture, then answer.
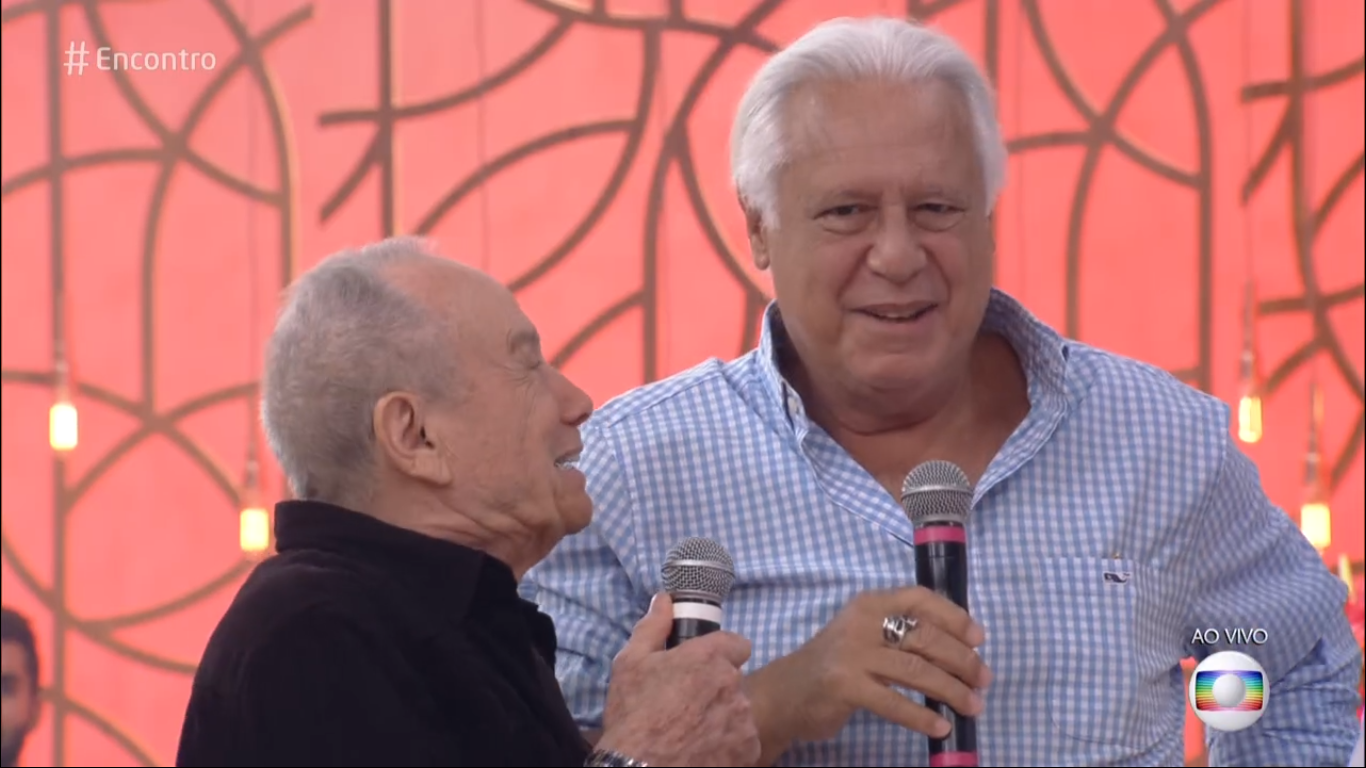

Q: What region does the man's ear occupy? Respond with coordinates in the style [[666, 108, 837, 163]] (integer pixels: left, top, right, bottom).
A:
[[742, 198, 771, 271], [373, 392, 452, 486]]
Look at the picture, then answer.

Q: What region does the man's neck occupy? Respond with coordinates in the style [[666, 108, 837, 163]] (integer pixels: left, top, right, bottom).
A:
[[365, 489, 543, 580], [783, 341, 976, 440], [784, 332, 1029, 488]]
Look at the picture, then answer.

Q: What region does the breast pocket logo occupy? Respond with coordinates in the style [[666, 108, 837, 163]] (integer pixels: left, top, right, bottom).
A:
[[1187, 651, 1267, 732]]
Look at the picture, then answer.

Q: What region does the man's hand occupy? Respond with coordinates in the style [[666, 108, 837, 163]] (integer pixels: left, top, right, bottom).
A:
[[596, 594, 761, 767], [747, 588, 990, 762]]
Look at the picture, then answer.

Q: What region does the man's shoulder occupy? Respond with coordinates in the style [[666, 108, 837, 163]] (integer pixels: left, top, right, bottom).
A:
[[1068, 342, 1230, 429], [237, 549, 387, 621], [195, 553, 393, 680], [587, 351, 764, 432]]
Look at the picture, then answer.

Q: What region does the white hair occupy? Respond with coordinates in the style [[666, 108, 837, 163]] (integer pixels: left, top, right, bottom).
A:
[[730, 16, 1007, 222], [260, 236, 458, 507]]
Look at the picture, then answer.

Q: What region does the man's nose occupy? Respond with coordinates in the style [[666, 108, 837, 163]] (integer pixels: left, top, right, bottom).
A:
[[865, 212, 927, 283], [557, 370, 593, 427]]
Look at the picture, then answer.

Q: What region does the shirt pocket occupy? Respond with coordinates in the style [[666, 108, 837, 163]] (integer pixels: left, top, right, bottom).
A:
[[1034, 556, 1182, 749]]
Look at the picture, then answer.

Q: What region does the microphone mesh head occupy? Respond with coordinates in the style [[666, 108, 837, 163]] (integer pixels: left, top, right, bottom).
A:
[[661, 537, 736, 604], [900, 460, 973, 528]]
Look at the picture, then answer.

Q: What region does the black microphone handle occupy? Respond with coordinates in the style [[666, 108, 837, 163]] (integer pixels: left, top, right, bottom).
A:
[[913, 522, 978, 768], [666, 597, 723, 648]]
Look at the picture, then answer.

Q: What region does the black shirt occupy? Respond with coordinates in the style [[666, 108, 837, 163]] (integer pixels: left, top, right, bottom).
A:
[[176, 500, 592, 767]]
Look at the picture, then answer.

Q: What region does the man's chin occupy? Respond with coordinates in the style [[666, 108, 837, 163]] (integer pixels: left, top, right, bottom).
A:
[[564, 508, 593, 535], [558, 495, 594, 536]]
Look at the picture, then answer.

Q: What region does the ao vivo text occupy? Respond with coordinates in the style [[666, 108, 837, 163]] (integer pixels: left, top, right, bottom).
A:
[[1189, 627, 1269, 646]]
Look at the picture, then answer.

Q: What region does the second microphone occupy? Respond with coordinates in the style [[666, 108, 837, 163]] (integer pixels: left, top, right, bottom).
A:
[[661, 536, 737, 648]]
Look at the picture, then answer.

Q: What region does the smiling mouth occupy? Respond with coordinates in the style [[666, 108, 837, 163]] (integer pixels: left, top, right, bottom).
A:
[[554, 453, 581, 470], [855, 304, 938, 323]]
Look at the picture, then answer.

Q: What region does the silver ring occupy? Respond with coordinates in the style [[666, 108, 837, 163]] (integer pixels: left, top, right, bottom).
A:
[[882, 614, 918, 648]]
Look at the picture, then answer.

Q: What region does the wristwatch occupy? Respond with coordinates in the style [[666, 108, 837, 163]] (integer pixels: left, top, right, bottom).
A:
[[583, 749, 648, 767]]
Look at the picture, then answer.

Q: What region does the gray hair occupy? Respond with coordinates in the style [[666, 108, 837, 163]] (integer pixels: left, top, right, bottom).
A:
[[260, 236, 458, 506], [730, 16, 1008, 223]]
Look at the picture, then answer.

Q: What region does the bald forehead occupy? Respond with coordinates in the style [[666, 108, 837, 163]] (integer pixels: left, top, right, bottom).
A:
[[379, 257, 497, 321], [383, 255, 478, 299], [379, 257, 538, 357]]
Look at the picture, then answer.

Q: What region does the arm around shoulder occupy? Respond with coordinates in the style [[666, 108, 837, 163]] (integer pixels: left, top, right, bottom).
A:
[[1185, 439, 1362, 767]]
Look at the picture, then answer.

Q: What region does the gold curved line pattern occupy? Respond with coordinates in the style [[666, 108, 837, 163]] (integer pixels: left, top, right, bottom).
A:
[[1022, 0, 1222, 388], [0, 0, 152, 26], [80, 561, 255, 632], [1261, 283, 1365, 316], [1019, 0, 1215, 185], [413, 121, 633, 236], [641, 0, 787, 382], [0, 375, 261, 651], [36, 689, 159, 767], [78, 1, 302, 206], [675, 128, 768, 305], [78, 0, 309, 408], [504, 30, 660, 295], [0, 536, 202, 675], [319, 18, 575, 125], [1243, 55, 1365, 101], [522, 0, 780, 51], [1241, 0, 1364, 498], [0, 373, 256, 505], [1, 148, 167, 198], [1, 0, 310, 760], [60, 695, 159, 767], [317, 3, 661, 297]]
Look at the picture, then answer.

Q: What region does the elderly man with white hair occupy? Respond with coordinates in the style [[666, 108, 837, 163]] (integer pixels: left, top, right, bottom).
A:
[[176, 240, 762, 767], [522, 15, 1363, 767]]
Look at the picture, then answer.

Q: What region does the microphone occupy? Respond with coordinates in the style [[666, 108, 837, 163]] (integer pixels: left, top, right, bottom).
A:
[[660, 537, 736, 648], [900, 460, 978, 768]]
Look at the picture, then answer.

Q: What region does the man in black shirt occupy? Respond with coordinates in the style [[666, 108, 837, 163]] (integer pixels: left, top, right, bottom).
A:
[[176, 238, 761, 767]]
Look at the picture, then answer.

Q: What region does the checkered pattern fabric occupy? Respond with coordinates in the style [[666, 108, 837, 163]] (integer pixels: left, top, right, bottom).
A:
[[523, 290, 1362, 767]]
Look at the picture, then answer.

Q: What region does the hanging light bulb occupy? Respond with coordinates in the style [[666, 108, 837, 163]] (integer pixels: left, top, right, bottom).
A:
[[49, 355, 78, 453], [1298, 380, 1331, 552], [1300, 498, 1331, 552], [239, 505, 271, 554], [1237, 281, 1263, 444], [1237, 370, 1263, 444], [239, 458, 271, 556]]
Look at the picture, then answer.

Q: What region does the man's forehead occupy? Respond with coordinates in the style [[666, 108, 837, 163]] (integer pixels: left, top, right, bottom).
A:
[[779, 83, 980, 199], [785, 79, 970, 151], [392, 261, 522, 338], [386, 258, 476, 302]]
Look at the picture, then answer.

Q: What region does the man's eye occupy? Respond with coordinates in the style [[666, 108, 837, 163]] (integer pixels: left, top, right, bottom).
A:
[[823, 205, 864, 217], [913, 205, 966, 232]]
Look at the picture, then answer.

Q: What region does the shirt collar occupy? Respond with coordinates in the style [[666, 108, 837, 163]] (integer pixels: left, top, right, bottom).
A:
[[756, 288, 1071, 433]]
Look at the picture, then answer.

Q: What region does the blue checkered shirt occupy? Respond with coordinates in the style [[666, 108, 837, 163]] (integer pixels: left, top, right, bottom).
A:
[[523, 290, 1362, 767]]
